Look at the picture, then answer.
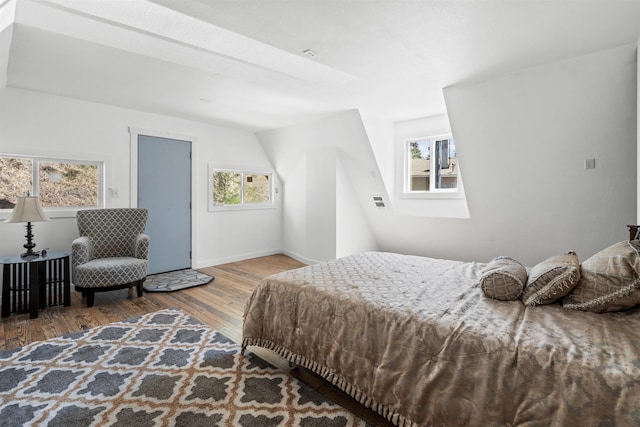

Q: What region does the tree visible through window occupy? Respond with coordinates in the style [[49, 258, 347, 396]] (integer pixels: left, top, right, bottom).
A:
[[213, 171, 242, 205], [211, 168, 272, 208], [406, 135, 458, 192]]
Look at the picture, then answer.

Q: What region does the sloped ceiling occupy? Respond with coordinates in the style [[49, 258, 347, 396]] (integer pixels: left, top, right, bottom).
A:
[[2, 0, 640, 132]]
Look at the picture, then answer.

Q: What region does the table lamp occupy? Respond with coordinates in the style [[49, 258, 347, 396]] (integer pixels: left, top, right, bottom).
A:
[[4, 196, 50, 258]]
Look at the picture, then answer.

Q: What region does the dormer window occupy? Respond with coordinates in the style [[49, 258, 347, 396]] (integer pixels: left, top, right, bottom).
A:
[[404, 135, 458, 193]]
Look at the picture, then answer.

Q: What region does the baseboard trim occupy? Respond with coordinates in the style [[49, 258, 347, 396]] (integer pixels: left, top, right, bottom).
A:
[[195, 248, 284, 268], [195, 248, 327, 268], [281, 249, 321, 266]]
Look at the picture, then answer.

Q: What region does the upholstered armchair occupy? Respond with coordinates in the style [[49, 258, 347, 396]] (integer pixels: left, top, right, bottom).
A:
[[72, 209, 150, 307]]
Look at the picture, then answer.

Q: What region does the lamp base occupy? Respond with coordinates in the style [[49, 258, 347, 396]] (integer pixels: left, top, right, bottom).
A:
[[20, 222, 39, 259], [20, 251, 40, 261]]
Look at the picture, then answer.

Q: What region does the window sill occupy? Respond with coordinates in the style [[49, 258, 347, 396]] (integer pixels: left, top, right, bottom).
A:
[[399, 192, 465, 200], [208, 204, 277, 212]]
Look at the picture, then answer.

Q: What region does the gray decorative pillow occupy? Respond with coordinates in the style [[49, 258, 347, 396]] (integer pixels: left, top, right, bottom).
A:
[[521, 252, 580, 306], [479, 256, 527, 301], [563, 241, 640, 313]]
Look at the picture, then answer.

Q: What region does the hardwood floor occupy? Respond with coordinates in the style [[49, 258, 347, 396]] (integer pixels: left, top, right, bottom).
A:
[[0, 253, 394, 426]]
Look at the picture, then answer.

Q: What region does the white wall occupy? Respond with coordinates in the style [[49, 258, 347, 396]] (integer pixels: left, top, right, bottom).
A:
[[336, 150, 378, 258], [637, 36, 640, 223], [0, 26, 12, 89], [306, 146, 337, 262], [359, 112, 395, 199], [258, 110, 382, 263], [0, 87, 282, 266], [441, 44, 636, 265]]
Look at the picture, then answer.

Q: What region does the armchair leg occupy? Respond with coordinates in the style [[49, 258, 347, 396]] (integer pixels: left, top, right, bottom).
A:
[[86, 291, 95, 308], [136, 281, 144, 298]]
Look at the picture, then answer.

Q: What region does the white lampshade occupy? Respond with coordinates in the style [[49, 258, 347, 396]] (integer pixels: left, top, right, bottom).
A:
[[4, 196, 51, 223]]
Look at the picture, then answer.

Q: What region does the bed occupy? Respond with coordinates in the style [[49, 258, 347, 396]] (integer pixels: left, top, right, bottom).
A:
[[242, 250, 640, 426]]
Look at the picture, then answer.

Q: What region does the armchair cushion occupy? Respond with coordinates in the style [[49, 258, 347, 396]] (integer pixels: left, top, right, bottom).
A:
[[74, 257, 148, 288]]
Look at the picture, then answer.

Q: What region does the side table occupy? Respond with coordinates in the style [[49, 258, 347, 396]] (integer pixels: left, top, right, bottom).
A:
[[0, 252, 71, 319]]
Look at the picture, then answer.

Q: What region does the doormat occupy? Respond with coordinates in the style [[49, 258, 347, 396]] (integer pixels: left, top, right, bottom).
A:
[[143, 268, 214, 292], [0, 308, 368, 426]]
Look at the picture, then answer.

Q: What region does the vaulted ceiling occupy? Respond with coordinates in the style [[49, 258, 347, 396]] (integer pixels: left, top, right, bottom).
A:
[[2, 0, 640, 132]]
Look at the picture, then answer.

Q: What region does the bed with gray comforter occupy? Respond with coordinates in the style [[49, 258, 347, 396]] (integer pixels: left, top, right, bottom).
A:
[[242, 250, 640, 426]]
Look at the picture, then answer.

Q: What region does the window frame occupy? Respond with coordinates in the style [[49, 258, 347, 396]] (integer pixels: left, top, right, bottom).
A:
[[401, 134, 462, 199], [0, 153, 105, 216], [208, 165, 276, 211]]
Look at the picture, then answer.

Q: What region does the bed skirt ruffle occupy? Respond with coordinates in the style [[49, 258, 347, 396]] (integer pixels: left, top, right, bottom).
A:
[[242, 337, 415, 427]]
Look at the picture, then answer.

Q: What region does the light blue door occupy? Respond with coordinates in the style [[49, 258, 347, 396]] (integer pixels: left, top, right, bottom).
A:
[[138, 135, 191, 274]]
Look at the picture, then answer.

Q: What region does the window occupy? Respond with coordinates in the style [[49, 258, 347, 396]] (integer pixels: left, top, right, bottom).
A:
[[0, 155, 104, 210], [405, 135, 458, 193], [209, 167, 274, 210]]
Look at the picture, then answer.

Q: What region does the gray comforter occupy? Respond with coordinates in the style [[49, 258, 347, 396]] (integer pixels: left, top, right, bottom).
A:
[[242, 251, 640, 426]]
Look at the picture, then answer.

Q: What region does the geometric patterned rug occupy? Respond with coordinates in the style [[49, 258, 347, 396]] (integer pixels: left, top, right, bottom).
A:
[[0, 308, 368, 426], [143, 269, 214, 292]]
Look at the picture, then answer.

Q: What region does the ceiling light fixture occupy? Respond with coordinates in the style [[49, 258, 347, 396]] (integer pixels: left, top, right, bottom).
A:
[[302, 49, 318, 58]]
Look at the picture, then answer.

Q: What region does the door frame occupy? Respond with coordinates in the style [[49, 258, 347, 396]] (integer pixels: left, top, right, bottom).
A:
[[128, 127, 198, 268]]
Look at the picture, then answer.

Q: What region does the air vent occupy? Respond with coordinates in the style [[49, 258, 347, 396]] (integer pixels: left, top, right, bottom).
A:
[[372, 195, 386, 208]]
